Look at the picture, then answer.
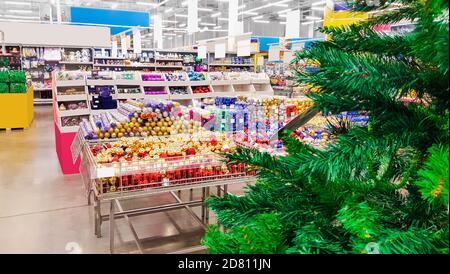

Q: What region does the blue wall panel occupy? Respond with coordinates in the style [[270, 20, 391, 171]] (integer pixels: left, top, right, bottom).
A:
[[70, 7, 150, 35], [256, 37, 280, 51]]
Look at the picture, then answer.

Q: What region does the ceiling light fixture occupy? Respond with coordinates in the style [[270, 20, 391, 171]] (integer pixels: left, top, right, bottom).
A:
[[4, 1, 31, 6], [305, 16, 322, 20], [273, 4, 289, 7], [175, 14, 188, 18], [301, 21, 314, 25], [7, 9, 33, 13], [252, 15, 264, 20], [312, 1, 327, 6], [241, 11, 259, 15], [213, 25, 221, 29], [179, 23, 187, 27], [277, 8, 293, 14], [218, 18, 228, 21], [1, 14, 40, 19], [200, 22, 216, 26], [211, 12, 221, 17], [165, 8, 174, 13], [163, 20, 178, 23], [199, 8, 213, 12], [253, 20, 270, 24], [136, 2, 158, 6]]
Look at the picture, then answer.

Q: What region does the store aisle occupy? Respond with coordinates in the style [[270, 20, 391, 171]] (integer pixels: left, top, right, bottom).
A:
[[0, 106, 238, 254]]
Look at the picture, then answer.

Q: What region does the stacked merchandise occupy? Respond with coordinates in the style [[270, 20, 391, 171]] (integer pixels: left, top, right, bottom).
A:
[[0, 70, 27, 93], [90, 132, 254, 193], [79, 99, 178, 140], [88, 86, 117, 110]]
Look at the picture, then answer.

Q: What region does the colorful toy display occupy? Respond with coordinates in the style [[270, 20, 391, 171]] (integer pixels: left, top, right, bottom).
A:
[[141, 73, 165, 81], [188, 71, 206, 81], [0, 70, 27, 93], [192, 86, 211, 94]]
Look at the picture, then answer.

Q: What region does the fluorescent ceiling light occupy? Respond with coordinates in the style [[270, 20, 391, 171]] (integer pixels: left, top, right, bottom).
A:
[[253, 20, 270, 24], [163, 20, 178, 23], [312, 1, 327, 6], [2, 14, 40, 19], [213, 25, 222, 29], [279, 14, 287, 17], [199, 8, 213, 12], [305, 16, 322, 20], [200, 22, 216, 26], [277, 8, 293, 14], [7, 9, 33, 13], [179, 23, 187, 27], [252, 15, 264, 20], [165, 8, 174, 13], [181, 1, 187, 6], [211, 12, 221, 17], [239, 4, 246, 9], [175, 14, 188, 17], [136, 1, 158, 6], [301, 21, 314, 25], [241, 11, 259, 15], [4, 1, 31, 6], [218, 18, 228, 21], [279, 22, 286, 24], [164, 33, 177, 36], [273, 4, 289, 7]]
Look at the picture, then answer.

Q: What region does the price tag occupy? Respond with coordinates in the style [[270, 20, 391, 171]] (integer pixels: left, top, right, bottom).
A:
[[70, 128, 83, 164]]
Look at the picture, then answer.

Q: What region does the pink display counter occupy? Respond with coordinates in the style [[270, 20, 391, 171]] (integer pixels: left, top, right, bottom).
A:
[[54, 121, 81, 174]]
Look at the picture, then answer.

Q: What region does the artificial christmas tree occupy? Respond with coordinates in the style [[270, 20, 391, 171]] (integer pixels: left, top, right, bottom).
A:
[[202, 0, 449, 254]]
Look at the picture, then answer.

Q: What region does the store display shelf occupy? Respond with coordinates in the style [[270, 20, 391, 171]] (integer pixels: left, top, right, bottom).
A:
[[117, 93, 144, 100], [86, 79, 116, 86], [55, 80, 86, 87], [94, 64, 154, 68], [59, 61, 94, 65], [94, 57, 125, 60], [209, 63, 254, 67], [90, 109, 117, 115], [191, 93, 214, 99], [144, 94, 170, 100], [213, 92, 236, 97], [56, 94, 88, 101], [155, 58, 184, 62], [252, 79, 271, 84], [232, 80, 252, 85], [166, 81, 191, 87], [233, 92, 255, 97], [59, 125, 80, 133], [189, 80, 211, 86], [254, 91, 274, 96], [58, 108, 90, 117], [34, 98, 53, 104], [141, 81, 170, 87], [154, 65, 184, 69], [115, 80, 143, 86], [170, 94, 194, 100], [210, 80, 233, 86]]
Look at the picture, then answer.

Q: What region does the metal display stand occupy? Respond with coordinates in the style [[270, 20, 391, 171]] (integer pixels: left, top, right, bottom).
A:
[[78, 134, 256, 253]]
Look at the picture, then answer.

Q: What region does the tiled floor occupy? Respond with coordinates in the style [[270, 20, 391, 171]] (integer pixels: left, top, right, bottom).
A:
[[0, 105, 246, 254]]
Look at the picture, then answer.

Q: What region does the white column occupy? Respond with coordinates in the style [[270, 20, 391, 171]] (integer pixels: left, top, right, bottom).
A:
[[55, 0, 62, 23], [154, 14, 163, 49]]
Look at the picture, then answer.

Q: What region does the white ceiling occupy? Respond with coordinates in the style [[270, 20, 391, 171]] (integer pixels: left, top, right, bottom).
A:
[[0, 0, 327, 48]]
